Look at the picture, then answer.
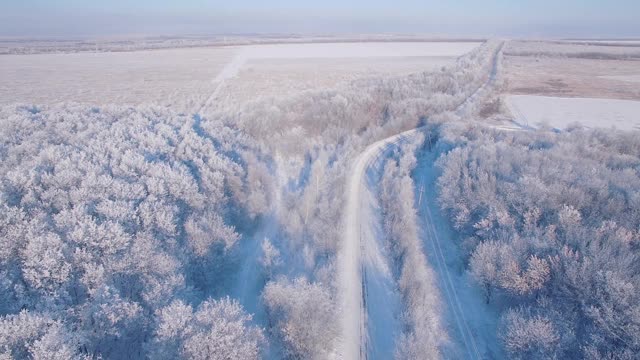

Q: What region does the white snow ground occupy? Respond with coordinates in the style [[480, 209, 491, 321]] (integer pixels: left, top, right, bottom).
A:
[[506, 95, 640, 131]]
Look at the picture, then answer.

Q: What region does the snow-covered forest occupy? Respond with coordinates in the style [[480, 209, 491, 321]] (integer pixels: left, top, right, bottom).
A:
[[0, 105, 269, 358], [434, 124, 640, 359], [1, 36, 638, 360]]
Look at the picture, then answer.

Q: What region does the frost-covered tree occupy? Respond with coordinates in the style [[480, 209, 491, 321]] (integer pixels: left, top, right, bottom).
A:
[[500, 307, 560, 359], [152, 298, 264, 360], [185, 211, 240, 257], [21, 232, 71, 295], [259, 238, 281, 281], [470, 240, 506, 303], [379, 135, 445, 359], [0, 311, 82, 360]]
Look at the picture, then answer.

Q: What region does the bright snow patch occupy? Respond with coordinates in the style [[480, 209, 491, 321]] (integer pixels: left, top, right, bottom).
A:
[[506, 95, 640, 131], [599, 74, 640, 83]]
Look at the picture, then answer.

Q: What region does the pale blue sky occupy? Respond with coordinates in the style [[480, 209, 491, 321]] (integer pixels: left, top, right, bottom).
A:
[[1, 0, 639, 37]]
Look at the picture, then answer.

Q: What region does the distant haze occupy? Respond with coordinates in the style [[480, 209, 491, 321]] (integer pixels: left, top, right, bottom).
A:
[[1, 0, 639, 38]]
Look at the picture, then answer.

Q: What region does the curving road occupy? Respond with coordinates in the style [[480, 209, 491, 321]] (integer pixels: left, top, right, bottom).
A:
[[337, 41, 503, 360], [337, 129, 421, 359]]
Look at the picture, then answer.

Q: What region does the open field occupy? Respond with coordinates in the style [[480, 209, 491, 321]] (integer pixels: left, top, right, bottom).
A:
[[501, 40, 640, 131], [0, 41, 480, 112], [0, 47, 236, 110], [502, 53, 640, 101]]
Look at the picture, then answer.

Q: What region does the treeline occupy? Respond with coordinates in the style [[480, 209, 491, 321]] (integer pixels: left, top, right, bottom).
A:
[[503, 40, 640, 60], [435, 122, 640, 359], [379, 133, 445, 359]]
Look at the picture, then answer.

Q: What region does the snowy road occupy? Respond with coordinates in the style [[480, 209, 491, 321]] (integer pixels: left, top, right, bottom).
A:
[[338, 130, 420, 359], [337, 42, 503, 359]]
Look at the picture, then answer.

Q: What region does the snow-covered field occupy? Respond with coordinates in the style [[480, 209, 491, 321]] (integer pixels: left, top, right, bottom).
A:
[[0, 47, 236, 110], [0, 35, 482, 55], [0, 41, 480, 112], [562, 40, 640, 45], [239, 42, 480, 59], [506, 95, 640, 131], [503, 54, 640, 101]]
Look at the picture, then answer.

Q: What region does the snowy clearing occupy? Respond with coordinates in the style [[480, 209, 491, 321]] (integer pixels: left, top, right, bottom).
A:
[[237, 42, 480, 59], [506, 95, 640, 131]]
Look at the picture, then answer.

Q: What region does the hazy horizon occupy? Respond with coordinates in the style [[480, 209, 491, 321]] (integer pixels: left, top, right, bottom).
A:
[[1, 0, 639, 38]]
